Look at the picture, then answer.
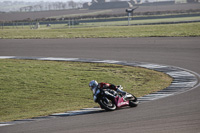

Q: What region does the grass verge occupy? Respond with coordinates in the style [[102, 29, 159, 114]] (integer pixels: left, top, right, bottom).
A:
[[0, 59, 172, 122], [0, 22, 200, 38]]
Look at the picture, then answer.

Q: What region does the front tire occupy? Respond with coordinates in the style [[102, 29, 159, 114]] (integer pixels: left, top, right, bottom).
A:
[[98, 97, 116, 111]]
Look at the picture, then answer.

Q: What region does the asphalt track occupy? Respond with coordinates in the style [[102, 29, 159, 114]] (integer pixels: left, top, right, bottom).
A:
[[0, 37, 200, 133]]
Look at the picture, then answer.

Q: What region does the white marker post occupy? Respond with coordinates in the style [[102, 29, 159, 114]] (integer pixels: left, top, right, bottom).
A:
[[126, 7, 138, 26]]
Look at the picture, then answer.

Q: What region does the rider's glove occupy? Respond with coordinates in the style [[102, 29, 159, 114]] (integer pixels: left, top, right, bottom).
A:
[[93, 89, 100, 102], [93, 95, 97, 102]]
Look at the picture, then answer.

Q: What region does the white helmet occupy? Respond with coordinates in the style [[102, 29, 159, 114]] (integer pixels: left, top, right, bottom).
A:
[[89, 80, 98, 90]]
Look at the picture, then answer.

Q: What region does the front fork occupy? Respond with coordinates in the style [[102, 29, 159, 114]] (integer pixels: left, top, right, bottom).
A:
[[104, 90, 116, 103]]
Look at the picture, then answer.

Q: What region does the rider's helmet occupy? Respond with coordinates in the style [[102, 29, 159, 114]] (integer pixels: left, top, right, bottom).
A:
[[89, 80, 98, 91]]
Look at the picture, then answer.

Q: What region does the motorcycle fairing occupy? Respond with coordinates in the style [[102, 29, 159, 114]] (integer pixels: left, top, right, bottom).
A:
[[115, 96, 129, 108]]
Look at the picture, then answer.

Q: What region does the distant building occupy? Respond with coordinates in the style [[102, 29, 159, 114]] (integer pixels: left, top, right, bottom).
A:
[[83, 0, 199, 10], [83, 0, 137, 9], [175, 0, 187, 3], [175, 0, 199, 3], [186, 0, 199, 2]]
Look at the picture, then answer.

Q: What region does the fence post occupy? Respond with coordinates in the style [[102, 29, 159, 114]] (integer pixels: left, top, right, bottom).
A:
[[1, 22, 4, 30], [68, 19, 71, 28]]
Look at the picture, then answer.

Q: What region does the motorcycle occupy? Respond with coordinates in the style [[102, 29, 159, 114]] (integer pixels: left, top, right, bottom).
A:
[[95, 86, 139, 111]]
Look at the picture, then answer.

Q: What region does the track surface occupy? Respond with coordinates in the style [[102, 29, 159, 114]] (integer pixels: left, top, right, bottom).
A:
[[0, 37, 200, 133]]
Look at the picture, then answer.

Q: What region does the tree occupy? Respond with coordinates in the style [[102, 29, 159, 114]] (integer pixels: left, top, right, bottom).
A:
[[68, 0, 77, 9]]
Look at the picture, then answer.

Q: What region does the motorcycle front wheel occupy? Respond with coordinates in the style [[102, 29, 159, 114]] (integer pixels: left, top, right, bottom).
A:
[[98, 97, 116, 111]]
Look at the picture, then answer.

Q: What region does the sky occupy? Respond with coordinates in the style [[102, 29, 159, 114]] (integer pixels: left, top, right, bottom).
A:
[[0, 0, 90, 2], [0, 0, 92, 2], [0, 0, 170, 3]]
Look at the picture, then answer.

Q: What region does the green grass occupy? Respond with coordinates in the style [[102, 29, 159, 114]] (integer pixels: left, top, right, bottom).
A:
[[0, 59, 172, 122], [80, 16, 200, 26], [0, 22, 200, 38]]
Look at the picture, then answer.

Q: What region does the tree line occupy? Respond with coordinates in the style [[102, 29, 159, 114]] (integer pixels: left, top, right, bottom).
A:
[[20, 1, 83, 12]]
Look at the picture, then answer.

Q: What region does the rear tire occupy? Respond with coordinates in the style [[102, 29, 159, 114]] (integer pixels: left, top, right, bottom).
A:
[[129, 95, 139, 107]]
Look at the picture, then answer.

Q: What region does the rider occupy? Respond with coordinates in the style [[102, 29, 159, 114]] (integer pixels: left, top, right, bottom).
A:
[[89, 80, 127, 102]]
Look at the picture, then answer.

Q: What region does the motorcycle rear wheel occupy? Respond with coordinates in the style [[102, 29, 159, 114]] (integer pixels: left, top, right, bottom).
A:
[[129, 95, 139, 107]]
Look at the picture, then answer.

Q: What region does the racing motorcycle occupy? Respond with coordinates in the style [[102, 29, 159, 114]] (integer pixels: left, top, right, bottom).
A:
[[95, 86, 139, 111]]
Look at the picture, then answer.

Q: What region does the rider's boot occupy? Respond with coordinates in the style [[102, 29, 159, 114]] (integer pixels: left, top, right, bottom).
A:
[[116, 85, 127, 99]]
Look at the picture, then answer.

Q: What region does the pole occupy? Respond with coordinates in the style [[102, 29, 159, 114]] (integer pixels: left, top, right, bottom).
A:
[[126, 7, 138, 26], [68, 19, 70, 28], [128, 13, 132, 26], [2, 22, 4, 30]]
